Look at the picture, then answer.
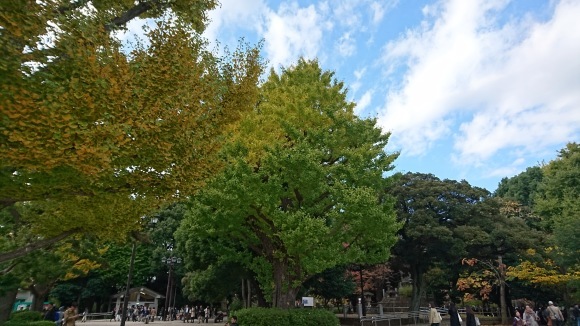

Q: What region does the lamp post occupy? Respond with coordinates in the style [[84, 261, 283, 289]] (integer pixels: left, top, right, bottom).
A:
[[119, 242, 137, 326], [120, 216, 158, 326], [162, 256, 181, 321]]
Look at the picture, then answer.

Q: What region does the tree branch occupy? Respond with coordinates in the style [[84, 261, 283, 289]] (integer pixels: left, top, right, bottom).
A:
[[105, 0, 162, 31], [0, 261, 20, 275], [57, 0, 90, 14], [0, 228, 81, 264]]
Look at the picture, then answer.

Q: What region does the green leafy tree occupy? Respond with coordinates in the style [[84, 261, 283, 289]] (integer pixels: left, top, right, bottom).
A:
[[176, 59, 400, 308], [534, 143, 580, 266], [495, 167, 543, 207], [387, 173, 534, 313], [302, 266, 356, 305], [388, 173, 490, 310], [505, 143, 580, 303]]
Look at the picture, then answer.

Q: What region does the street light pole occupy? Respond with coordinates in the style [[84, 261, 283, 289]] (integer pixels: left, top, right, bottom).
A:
[[163, 265, 172, 321], [120, 242, 137, 326], [162, 256, 181, 321]]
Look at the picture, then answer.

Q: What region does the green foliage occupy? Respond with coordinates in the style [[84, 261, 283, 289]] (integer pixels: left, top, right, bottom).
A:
[[388, 173, 538, 310], [534, 143, 580, 264], [229, 297, 244, 312], [398, 285, 412, 298], [302, 266, 356, 302], [495, 167, 543, 207], [4, 322, 56, 326], [177, 59, 400, 307], [8, 311, 42, 321], [234, 308, 339, 326], [499, 142, 579, 301]]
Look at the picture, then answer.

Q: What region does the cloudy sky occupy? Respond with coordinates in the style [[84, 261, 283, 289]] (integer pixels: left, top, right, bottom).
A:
[[125, 0, 580, 191]]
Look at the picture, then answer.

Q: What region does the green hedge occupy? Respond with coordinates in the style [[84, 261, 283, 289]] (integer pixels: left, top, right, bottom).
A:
[[4, 321, 56, 326], [9, 311, 43, 321], [235, 307, 339, 326]]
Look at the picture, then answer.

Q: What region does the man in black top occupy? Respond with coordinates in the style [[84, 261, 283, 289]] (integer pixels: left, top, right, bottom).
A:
[[572, 304, 579, 326]]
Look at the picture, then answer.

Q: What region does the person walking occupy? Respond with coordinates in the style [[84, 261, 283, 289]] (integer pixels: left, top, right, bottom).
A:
[[204, 306, 210, 323], [524, 305, 539, 326], [571, 304, 579, 326], [466, 306, 477, 326], [63, 303, 80, 326], [513, 311, 524, 326], [429, 303, 442, 326], [81, 308, 88, 322], [547, 301, 565, 326], [449, 303, 461, 326]]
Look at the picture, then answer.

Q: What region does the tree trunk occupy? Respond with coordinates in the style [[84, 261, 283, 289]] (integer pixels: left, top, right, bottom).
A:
[[241, 278, 246, 308], [29, 284, 51, 312], [272, 260, 299, 309], [253, 280, 268, 308], [498, 255, 507, 325], [410, 266, 425, 312], [246, 279, 251, 308], [0, 287, 18, 323]]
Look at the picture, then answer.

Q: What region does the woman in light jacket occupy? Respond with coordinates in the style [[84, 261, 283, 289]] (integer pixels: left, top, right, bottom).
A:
[[430, 303, 442, 326]]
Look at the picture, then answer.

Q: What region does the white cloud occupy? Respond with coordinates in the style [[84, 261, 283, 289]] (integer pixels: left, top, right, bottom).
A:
[[355, 90, 373, 115], [337, 32, 356, 57], [204, 0, 267, 42], [370, 2, 385, 25], [377, 0, 580, 163], [332, 0, 362, 29], [350, 67, 367, 94], [263, 3, 326, 68], [370, 0, 398, 25]]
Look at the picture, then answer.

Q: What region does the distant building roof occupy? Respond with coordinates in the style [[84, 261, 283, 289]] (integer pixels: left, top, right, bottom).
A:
[[111, 287, 164, 300]]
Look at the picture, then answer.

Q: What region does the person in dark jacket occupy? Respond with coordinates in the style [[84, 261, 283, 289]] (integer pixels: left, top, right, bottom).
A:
[[466, 306, 477, 326], [44, 303, 59, 322], [449, 303, 461, 326]]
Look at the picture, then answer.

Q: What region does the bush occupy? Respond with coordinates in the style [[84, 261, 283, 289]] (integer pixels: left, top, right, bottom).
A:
[[235, 307, 339, 326], [4, 321, 56, 326], [9, 311, 43, 321], [288, 309, 339, 326]]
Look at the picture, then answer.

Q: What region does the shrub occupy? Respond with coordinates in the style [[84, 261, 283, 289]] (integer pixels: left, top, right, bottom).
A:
[[235, 307, 339, 326], [9, 311, 43, 321], [4, 321, 56, 326], [288, 309, 339, 326]]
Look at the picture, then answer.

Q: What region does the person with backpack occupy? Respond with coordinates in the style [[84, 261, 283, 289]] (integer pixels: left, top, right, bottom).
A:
[[547, 301, 565, 326]]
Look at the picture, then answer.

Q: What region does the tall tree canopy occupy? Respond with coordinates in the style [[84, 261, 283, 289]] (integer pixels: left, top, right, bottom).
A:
[[176, 59, 401, 308], [388, 173, 536, 311], [0, 0, 263, 262], [504, 143, 580, 302], [495, 167, 543, 207]]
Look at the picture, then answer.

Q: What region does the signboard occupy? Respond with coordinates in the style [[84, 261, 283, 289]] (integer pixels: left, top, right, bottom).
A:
[[302, 297, 314, 307]]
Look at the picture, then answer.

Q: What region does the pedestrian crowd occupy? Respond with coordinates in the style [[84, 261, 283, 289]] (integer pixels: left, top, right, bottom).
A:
[[427, 301, 579, 326]]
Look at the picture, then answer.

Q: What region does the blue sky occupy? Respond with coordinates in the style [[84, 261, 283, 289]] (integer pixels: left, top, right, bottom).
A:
[[121, 0, 580, 192]]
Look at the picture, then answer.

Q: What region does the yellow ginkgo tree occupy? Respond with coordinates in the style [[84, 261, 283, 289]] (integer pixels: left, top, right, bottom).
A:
[[0, 1, 263, 263]]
